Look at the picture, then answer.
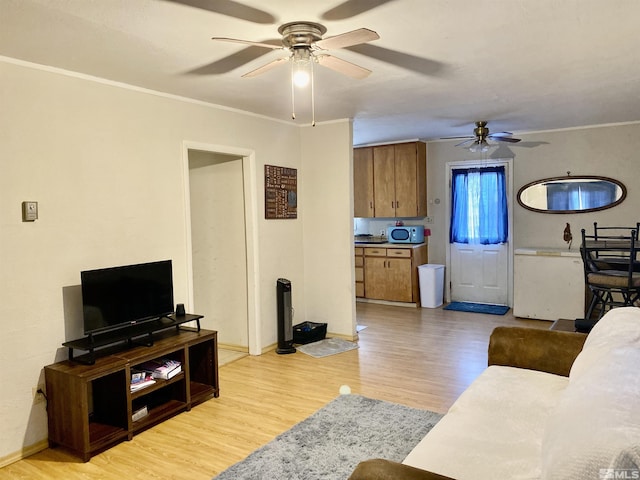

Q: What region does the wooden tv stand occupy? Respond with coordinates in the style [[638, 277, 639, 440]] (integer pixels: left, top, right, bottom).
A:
[[44, 327, 219, 461]]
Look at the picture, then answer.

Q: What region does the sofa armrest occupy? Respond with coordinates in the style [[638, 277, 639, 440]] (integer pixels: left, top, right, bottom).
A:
[[348, 459, 456, 480], [488, 326, 587, 377]]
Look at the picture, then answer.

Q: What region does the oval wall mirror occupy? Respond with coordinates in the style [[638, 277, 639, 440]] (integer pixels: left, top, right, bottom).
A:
[[517, 175, 626, 214]]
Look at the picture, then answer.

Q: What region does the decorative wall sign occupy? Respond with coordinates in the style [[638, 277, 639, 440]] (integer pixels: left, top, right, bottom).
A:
[[265, 164, 297, 219]]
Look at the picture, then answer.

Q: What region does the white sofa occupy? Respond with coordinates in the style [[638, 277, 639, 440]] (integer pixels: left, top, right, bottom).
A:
[[350, 307, 640, 480]]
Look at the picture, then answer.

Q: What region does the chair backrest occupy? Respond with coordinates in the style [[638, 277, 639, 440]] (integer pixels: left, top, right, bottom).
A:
[[581, 228, 638, 281], [593, 222, 640, 241], [589, 223, 639, 262]]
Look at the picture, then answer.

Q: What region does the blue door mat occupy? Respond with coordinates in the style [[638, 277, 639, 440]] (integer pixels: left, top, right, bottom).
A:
[[443, 302, 510, 315]]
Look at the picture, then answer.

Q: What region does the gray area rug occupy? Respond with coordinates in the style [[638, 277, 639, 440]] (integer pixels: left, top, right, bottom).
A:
[[213, 394, 443, 480], [297, 338, 359, 358]]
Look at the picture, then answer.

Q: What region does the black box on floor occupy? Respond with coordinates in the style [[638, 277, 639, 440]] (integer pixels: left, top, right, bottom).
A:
[[293, 321, 327, 344]]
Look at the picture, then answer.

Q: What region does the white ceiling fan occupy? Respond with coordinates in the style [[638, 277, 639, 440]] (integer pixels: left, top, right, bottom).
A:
[[212, 21, 380, 80], [210, 21, 379, 124], [169, 0, 443, 124]]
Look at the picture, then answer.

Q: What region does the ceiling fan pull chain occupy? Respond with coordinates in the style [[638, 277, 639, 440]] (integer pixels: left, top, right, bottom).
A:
[[290, 61, 296, 120], [311, 57, 316, 127]]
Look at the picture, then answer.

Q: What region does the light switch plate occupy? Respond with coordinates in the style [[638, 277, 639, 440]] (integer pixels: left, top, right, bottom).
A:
[[22, 201, 38, 222]]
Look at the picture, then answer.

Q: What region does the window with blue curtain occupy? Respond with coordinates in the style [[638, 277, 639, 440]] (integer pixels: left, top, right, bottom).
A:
[[450, 166, 508, 244]]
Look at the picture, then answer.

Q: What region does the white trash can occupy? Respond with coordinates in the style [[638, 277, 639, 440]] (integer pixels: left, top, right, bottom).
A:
[[418, 264, 445, 308]]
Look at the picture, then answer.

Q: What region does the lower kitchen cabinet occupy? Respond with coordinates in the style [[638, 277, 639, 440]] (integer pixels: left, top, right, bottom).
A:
[[355, 247, 365, 297], [360, 244, 427, 304]]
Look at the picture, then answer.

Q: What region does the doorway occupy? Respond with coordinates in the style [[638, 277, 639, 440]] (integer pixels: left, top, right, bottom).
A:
[[183, 142, 261, 355], [446, 159, 513, 306]]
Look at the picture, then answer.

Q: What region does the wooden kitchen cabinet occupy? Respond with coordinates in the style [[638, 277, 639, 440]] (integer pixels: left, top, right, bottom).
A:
[[363, 244, 428, 304], [372, 142, 427, 218], [355, 247, 365, 297], [353, 147, 374, 218], [353, 141, 427, 218]]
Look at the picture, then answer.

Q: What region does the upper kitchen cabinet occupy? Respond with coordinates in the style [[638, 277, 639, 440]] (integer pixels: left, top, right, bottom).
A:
[[353, 141, 427, 218], [353, 147, 374, 218]]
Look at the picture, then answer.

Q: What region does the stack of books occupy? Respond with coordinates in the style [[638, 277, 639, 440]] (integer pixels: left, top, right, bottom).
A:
[[138, 358, 182, 380], [130, 370, 156, 392], [132, 405, 148, 422]]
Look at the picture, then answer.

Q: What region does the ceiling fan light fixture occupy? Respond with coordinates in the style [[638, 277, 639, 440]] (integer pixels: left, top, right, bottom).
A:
[[290, 47, 316, 125], [292, 68, 310, 87], [292, 48, 312, 88], [468, 140, 494, 153]]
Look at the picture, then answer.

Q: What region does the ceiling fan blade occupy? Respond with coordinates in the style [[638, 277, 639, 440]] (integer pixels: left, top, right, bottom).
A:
[[211, 37, 283, 50], [315, 28, 379, 50], [345, 44, 446, 77], [321, 0, 396, 20], [441, 136, 474, 140], [186, 44, 277, 75], [488, 131, 514, 137], [164, 0, 276, 24], [491, 136, 521, 143], [316, 55, 372, 79], [454, 139, 476, 147], [241, 57, 289, 78]]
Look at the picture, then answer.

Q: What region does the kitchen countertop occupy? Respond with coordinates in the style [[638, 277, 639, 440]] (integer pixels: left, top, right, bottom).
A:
[[354, 241, 427, 248]]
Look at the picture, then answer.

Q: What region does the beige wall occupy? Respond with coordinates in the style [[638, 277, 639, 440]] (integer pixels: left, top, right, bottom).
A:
[[0, 60, 353, 461], [300, 120, 356, 337]]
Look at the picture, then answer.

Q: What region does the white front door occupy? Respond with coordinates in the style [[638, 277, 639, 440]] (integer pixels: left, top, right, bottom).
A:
[[450, 242, 509, 304], [446, 159, 513, 306]]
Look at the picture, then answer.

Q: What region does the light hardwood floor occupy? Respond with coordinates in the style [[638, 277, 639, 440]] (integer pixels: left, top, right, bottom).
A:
[[0, 303, 548, 479]]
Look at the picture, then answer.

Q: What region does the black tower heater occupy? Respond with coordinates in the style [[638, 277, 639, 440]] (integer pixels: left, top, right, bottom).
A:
[[276, 278, 296, 354]]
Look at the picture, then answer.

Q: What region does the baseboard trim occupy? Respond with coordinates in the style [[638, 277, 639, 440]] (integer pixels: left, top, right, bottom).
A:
[[0, 439, 49, 468], [356, 298, 418, 308], [217, 343, 249, 353]]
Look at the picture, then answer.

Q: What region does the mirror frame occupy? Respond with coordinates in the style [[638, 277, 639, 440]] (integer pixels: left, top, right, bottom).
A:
[[517, 175, 627, 214]]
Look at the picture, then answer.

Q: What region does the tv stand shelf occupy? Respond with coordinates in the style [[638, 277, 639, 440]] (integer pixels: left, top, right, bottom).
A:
[[63, 314, 203, 364], [45, 327, 218, 461]]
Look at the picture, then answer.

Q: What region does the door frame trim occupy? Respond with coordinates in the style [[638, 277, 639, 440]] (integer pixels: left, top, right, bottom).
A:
[[444, 158, 514, 306], [182, 141, 261, 355]]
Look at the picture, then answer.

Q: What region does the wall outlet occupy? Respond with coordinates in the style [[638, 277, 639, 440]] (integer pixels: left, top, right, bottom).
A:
[[32, 385, 45, 405], [425, 216, 434, 224]]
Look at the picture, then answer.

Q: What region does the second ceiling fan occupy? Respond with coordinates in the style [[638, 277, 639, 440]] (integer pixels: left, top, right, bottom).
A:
[[444, 121, 521, 152]]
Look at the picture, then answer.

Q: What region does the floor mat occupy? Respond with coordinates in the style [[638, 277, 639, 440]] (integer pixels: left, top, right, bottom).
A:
[[297, 337, 359, 358], [443, 301, 510, 315]]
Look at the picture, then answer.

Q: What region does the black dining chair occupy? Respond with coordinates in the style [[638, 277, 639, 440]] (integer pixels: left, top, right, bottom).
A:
[[593, 222, 640, 240], [590, 223, 640, 272], [580, 228, 640, 322]]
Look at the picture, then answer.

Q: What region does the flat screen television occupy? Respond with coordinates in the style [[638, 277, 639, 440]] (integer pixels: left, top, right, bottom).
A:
[[81, 260, 174, 335]]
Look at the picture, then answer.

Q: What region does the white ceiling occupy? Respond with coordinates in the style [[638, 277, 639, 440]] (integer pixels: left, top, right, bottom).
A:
[[1, 0, 639, 145]]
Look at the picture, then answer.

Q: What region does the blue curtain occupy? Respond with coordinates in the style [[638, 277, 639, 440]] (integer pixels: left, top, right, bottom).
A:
[[450, 166, 508, 244]]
